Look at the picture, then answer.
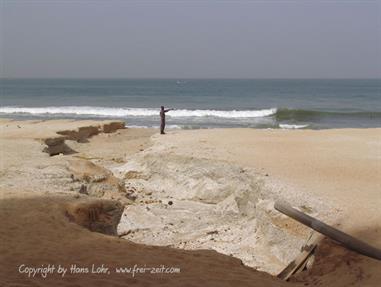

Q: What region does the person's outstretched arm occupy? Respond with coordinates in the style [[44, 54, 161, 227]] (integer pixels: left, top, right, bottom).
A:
[[164, 108, 173, 113]]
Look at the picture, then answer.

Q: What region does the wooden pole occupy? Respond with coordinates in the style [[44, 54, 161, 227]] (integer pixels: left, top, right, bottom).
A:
[[274, 201, 381, 261]]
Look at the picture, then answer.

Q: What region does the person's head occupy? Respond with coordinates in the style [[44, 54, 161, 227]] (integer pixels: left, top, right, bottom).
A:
[[161, 106, 164, 110]]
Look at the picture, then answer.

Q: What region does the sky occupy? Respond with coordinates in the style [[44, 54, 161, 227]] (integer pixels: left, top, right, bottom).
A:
[[1, 0, 380, 79]]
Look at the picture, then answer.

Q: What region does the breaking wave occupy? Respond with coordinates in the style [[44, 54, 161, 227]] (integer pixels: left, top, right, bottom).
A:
[[0, 106, 277, 119], [1, 106, 379, 129], [279, 124, 309, 129]]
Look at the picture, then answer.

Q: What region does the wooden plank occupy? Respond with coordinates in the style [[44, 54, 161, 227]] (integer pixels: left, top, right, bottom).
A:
[[277, 233, 321, 280], [274, 201, 381, 261]]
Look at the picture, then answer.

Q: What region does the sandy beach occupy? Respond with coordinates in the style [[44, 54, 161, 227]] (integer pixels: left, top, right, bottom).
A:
[[0, 119, 380, 286]]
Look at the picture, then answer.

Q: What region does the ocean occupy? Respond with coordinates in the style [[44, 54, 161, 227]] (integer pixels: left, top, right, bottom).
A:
[[0, 79, 380, 129]]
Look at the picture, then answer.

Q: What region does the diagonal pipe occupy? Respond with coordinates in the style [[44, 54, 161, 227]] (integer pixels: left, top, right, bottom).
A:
[[274, 201, 381, 261]]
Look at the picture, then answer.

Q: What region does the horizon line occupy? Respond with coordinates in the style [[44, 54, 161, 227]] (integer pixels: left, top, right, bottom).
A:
[[1, 77, 381, 80]]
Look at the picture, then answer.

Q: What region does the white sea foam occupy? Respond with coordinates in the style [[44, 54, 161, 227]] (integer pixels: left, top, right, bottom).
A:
[[279, 124, 309, 129], [0, 106, 277, 119], [169, 108, 276, 118], [127, 124, 182, 129]]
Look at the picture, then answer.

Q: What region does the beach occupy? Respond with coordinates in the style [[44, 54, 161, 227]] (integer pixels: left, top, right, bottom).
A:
[[0, 119, 380, 286], [2, 1, 381, 285]]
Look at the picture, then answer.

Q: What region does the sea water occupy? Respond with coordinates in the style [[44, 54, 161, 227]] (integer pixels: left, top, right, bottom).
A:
[[0, 79, 380, 129]]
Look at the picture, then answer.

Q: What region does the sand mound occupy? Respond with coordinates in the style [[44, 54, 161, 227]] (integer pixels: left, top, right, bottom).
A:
[[113, 150, 328, 274]]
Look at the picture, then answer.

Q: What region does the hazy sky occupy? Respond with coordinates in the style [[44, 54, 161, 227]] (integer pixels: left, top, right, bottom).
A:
[[1, 0, 380, 78]]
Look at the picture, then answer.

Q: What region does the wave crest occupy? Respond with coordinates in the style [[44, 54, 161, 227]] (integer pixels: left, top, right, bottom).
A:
[[0, 106, 277, 119], [279, 124, 309, 129]]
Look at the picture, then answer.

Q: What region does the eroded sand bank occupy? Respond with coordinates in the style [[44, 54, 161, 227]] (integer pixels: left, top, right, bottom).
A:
[[114, 128, 381, 275], [0, 119, 380, 286]]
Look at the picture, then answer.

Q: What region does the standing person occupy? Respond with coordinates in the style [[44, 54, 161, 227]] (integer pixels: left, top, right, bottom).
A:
[[160, 106, 173, 134]]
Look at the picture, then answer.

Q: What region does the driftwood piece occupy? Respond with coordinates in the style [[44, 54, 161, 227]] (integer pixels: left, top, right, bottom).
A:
[[274, 201, 381, 261]]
